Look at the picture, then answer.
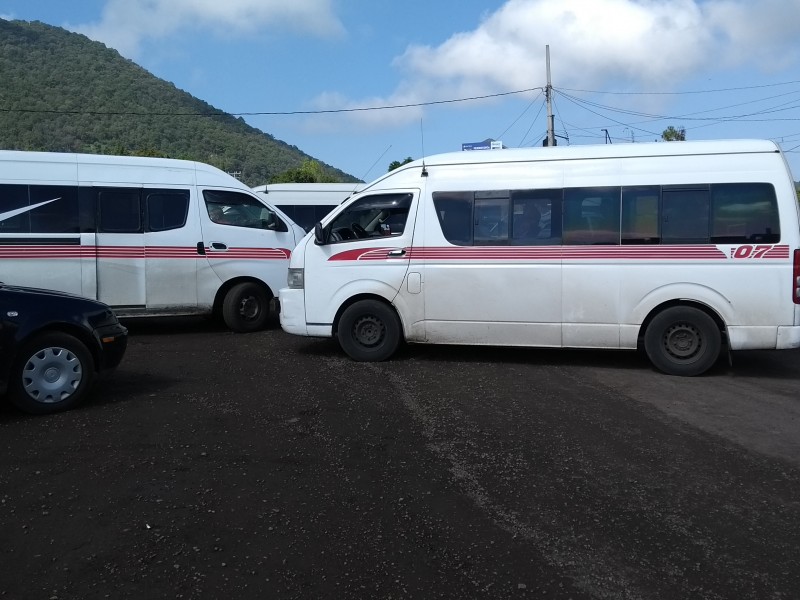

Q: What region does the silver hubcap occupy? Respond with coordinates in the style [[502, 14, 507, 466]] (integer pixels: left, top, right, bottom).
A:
[[22, 347, 82, 403]]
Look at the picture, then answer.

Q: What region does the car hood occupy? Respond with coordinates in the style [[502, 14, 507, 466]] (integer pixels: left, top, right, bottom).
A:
[[0, 283, 87, 301]]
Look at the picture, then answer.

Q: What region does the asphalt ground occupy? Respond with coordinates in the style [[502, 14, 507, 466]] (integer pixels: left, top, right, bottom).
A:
[[1, 315, 799, 599]]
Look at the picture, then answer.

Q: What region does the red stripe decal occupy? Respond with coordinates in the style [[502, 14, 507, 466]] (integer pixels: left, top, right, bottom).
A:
[[0, 245, 291, 260], [328, 248, 396, 261], [409, 245, 729, 260], [327, 245, 787, 262]]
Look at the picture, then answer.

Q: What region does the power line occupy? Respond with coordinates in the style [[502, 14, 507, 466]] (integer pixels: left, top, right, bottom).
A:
[[558, 80, 800, 96], [0, 87, 544, 117], [494, 90, 544, 142]]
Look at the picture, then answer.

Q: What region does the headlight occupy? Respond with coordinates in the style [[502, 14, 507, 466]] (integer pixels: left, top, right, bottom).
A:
[[88, 307, 121, 328], [287, 268, 304, 289]]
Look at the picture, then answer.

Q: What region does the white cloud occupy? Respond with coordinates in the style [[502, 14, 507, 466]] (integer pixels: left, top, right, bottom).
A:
[[704, 0, 800, 70], [69, 0, 345, 57], [323, 0, 800, 130]]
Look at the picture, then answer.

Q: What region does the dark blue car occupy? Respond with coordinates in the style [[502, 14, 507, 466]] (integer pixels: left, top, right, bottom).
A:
[[0, 283, 128, 414]]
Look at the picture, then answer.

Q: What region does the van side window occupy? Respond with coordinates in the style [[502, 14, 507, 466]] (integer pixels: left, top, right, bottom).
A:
[[203, 190, 288, 232], [433, 192, 473, 245], [622, 186, 660, 245], [434, 182, 782, 248], [0, 184, 32, 233], [0, 184, 80, 234], [563, 187, 621, 245], [710, 183, 780, 243], [662, 187, 710, 244], [474, 190, 510, 244], [276, 204, 337, 233], [147, 190, 189, 232], [98, 189, 142, 233], [511, 189, 561, 245], [326, 193, 412, 242], [28, 186, 80, 233]]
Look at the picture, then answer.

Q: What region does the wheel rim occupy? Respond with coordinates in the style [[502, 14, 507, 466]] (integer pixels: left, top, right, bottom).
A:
[[239, 295, 260, 321], [663, 322, 701, 359], [22, 347, 83, 403], [352, 315, 385, 348]]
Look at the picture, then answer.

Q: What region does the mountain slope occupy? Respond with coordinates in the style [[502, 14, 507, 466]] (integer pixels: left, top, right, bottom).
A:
[[0, 19, 356, 186]]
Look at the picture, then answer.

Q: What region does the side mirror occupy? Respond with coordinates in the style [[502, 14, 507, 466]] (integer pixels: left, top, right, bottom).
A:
[[314, 222, 327, 245]]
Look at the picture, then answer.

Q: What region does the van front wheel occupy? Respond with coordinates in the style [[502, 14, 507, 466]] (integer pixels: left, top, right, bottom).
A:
[[338, 300, 401, 361], [644, 306, 721, 376], [222, 282, 270, 333]]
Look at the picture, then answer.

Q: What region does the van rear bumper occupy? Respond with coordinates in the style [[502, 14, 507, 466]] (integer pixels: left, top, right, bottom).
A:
[[776, 325, 800, 349], [722, 325, 800, 350]]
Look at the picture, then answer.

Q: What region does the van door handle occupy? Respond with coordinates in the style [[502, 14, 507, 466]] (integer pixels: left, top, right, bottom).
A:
[[209, 242, 228, 251], [387, 248, 406, 257], [196, 242, 206, 255]]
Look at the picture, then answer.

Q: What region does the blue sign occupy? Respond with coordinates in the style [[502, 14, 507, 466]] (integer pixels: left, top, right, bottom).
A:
[[462, 140, 503, 151], [462, 141, 492, 151]]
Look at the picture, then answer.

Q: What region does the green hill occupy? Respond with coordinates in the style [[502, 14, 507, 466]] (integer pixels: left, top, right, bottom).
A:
[[0, 19, 357, 186]]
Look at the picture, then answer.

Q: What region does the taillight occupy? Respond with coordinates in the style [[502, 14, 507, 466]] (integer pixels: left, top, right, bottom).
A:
[[794, 249, 800, 304]]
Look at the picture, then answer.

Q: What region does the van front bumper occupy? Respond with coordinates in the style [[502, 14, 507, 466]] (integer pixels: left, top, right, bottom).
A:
[[279, 287, 334, 338], [278, 287, 308, 336]]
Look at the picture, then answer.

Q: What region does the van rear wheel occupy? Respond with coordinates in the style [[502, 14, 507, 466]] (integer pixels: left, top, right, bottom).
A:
[[222, 282, 270, 333], [338, 300, 401, 361], [644, 306, 721, 376]]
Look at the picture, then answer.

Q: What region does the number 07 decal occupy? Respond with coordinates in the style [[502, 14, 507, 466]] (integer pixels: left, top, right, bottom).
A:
[[731, 244, 773, 259]]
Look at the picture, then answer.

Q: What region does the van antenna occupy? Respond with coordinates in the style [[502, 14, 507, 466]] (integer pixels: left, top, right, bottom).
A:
[[420, 119, 428, 177], [358, 144, 392, 187]]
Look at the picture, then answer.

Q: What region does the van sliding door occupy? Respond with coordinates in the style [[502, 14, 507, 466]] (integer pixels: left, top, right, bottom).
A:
[[94, 186, 146, 309]]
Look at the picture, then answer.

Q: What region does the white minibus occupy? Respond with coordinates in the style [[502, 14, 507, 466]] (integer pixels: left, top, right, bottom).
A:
[[252, 183, 364, 232], [0, 151, 306, 332], [279, 139, 800, 375]]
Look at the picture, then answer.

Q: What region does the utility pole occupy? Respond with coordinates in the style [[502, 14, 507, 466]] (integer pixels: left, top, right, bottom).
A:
[[545, 45, 555, 147]]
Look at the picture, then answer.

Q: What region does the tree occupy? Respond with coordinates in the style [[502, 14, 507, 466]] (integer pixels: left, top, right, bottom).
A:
[[269, 159, 340, 183], [388, 157, 414, 172], [661, 126, 686, 141]]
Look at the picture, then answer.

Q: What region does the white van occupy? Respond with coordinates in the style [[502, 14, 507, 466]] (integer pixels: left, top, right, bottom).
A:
[[0, 151, 305, 332], [252, 183, 364, 232], [279, 139, 800, 375]]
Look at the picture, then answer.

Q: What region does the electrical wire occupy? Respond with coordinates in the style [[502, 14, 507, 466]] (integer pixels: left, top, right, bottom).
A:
[[558, 80, 800, 96], [0, 87, 545, 117], [494, 90, 544, 142]]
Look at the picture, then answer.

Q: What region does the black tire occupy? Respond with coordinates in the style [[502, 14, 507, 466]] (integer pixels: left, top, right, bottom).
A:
[[222, 282, 271, 333], [337, 300, 401, 361], [644, 306, 722, 376], [9, 332, 95, 414]]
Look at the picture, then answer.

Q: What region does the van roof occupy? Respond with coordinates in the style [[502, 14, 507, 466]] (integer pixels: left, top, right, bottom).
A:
[[0, 149, 246, 188], [404, 139, 780, 170], [0, 149, 209, 169], [252, 183, 365, 193]]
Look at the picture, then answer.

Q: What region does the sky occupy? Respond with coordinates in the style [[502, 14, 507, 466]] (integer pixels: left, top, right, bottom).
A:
[[2, 0, 800, 183]]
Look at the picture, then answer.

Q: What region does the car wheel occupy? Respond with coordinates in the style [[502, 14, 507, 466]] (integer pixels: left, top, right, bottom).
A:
[[9, 332, 95, 414], [338, 300, 401, 361], [644, 306, 722, 376], [222, 282, 270, 332]]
